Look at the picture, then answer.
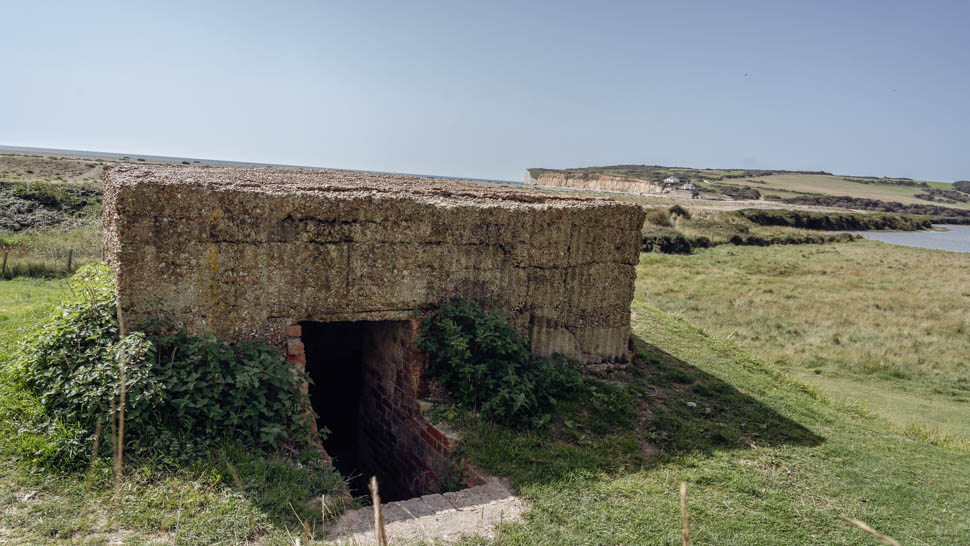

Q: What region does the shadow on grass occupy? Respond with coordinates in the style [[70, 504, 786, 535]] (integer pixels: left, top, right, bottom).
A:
[[459, 334, 824, 488], [631, 335, 822, 454]]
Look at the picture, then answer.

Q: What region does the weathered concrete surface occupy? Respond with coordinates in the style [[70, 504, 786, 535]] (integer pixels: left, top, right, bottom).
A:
[[527, 169, 664, 195], [104, 165, 644, 363], [327, 477, 528, 544]]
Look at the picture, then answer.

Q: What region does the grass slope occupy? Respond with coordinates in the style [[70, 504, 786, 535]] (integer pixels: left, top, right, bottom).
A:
[[456, 300, 970, 544], [640, 241, 970, 440]]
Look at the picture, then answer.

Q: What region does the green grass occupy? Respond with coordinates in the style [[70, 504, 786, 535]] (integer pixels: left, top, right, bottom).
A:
[[639, 241, 970, 441], [4, 247, 970, 543], [454, 301, 970, 544], [743, 173, 970, 210], [641, 206, 858, 252], [0, 278, 67, 355], [1, 224, 102, 279], [0, 279, 349, 544]]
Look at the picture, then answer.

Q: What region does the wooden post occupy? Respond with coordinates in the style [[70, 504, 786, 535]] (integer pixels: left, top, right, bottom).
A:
[[67, 249, 73, 272], [369, 476, 388, 546], [1, 250, 7, 277], [680, 482, 690, 546], [113, 302, 128, 532]]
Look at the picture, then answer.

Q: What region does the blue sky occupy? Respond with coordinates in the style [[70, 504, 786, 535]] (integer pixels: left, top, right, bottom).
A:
[[1, 0, 967, 182]]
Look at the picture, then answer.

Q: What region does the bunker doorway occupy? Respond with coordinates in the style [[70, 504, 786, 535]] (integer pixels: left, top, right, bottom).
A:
[[300, 320, 443, 502], [301, 321, 367, 495]]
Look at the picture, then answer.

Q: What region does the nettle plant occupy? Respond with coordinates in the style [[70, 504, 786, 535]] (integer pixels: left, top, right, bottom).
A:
[[19, 263, 314, 464], [416, 299, 584, 427]]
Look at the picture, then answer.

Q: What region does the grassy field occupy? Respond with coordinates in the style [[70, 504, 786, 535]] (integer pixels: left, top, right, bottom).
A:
[[533, 164, 970, 214], [640, 241, 970, 440], [3, 252, 970, 543], [741, 173, 970, 209]]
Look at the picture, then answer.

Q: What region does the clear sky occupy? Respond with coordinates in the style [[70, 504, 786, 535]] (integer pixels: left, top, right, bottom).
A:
[[1, 0, 967, 182]]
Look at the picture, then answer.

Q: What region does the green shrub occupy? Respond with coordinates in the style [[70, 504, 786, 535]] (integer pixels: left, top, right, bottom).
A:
[[144, 326, 314, 451], [416, 299, 583, 427], [18, 263, 314, 466], [668, 204, 691, 219], [642, 231, 697, 254], [737, 208, 934, 231], [645, 207, 672, 227]]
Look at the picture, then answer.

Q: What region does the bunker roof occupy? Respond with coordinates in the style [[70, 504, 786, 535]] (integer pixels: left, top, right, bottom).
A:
[[105, 165, 623, 209]]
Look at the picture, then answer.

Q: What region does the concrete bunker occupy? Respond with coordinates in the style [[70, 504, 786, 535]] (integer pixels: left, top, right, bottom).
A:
[[103, 165, 646, 498]]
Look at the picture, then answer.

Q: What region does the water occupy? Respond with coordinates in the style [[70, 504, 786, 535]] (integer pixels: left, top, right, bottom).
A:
[[859, 224, 970, 253]]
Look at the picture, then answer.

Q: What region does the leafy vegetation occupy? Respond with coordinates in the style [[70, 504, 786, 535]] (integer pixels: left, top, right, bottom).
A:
[[667, 204, 691, 219], [641, 207, 859, 254], [14, 264, 316, 469], [0, 176, 103, 279], [417, 299, 585, 427], [737, 208, 935, 231], [0, 269, 345, 543], [644, 207, 672, 227], [707, 182, 761, 200], [954, 180, 970, 194], [0, 180, 102, 232], [915, 187, 970, 204], [841, 176, 931, 188], [766, 193, 970, 218]]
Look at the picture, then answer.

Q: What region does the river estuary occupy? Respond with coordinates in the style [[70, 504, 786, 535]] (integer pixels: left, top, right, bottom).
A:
[[860, 224, 970, 253]]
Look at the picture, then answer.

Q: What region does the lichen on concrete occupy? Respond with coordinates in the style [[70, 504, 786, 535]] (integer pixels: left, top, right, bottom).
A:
[[103, 165, 645, 363]]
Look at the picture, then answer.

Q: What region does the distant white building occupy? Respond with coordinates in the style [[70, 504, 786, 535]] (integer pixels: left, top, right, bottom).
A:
[[663, 176, 680, 184], [681, 182, 697, 191]]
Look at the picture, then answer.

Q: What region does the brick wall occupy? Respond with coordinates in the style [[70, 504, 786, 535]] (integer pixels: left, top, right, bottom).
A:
[[291, 320, 464, 500], [356, 320, 460, 499]]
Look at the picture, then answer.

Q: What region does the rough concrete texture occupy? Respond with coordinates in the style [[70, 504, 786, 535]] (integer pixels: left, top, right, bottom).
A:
[[526, 169, 665, 195], [104, 165, 644, 363], [327, 477, 528, 544]]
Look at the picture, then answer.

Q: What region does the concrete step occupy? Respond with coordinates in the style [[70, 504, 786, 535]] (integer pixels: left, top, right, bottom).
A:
[[327, 477, 528, 544]]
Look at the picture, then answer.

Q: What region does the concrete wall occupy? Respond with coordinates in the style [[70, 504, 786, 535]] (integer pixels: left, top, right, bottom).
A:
[[103, 165, 645, 364]]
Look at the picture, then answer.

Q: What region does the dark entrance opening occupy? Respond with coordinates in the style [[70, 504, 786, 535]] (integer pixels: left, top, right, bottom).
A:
[[301, 319, 459, 502], [301, 321, 369, 496]]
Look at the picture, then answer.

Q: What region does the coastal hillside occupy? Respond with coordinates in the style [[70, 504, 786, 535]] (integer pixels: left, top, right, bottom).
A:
[[528, 165, 970, 216]]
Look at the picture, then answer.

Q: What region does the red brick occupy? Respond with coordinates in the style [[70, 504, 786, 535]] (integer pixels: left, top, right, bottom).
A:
[[427, 424, 447, 444], [286, 354, 306, 365], [285, 324, 302, 337], [286, 339, 305, 355]]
